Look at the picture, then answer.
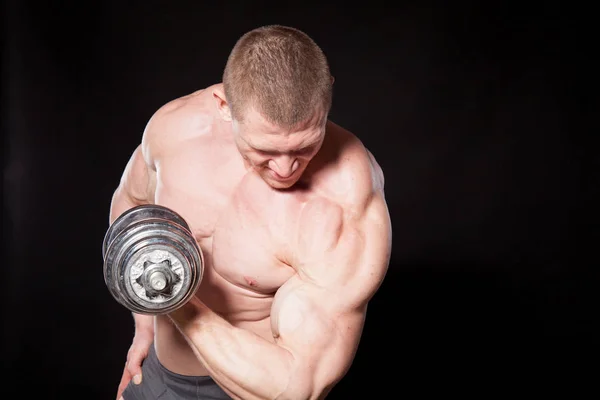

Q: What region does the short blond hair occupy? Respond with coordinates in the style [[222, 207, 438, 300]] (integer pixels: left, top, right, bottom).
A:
[[223, 25, 333, 128]]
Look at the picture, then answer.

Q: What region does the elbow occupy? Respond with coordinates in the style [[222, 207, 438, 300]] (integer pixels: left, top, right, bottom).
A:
[[109, 187, 145, 224], [274, 385, 314, 400], [273, 366, 313, 400], [275, 384, 335, 400], [275, 370, 339, 400]]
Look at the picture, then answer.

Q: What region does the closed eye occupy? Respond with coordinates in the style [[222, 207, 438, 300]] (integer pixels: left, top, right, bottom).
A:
[[253, 147, 314, 157], [254, 148, 279, 156]]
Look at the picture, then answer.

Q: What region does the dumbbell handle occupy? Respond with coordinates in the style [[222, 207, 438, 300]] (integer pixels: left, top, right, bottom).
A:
[[148, 270, 168, 290]]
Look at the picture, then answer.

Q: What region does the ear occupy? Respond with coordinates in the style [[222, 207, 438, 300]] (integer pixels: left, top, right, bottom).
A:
[[212, 87, 232, 122]]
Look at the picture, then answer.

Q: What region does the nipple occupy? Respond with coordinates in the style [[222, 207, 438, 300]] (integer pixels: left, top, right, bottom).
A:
[[244, 275, 257, 287]]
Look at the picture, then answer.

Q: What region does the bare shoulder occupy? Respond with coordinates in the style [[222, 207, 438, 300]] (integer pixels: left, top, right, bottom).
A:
[[310, 120, 386, 215], [141, 86, 216, 166]]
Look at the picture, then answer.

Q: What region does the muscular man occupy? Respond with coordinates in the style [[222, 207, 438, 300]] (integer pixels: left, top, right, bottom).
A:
[[109, 25, 392, 400]]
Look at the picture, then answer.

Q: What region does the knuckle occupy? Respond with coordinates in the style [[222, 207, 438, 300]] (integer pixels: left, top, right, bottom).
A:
[[126, 364, 138, 375]]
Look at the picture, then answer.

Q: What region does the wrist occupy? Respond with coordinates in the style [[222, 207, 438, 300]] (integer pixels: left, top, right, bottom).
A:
[[133, 314, 155, 337]]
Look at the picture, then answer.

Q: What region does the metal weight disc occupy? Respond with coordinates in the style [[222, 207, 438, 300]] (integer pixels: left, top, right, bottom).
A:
[[121, 235, 202, 314], [103, 222, 202, 314], [102, 204, 190, 259], [103, 212, 203, 315]]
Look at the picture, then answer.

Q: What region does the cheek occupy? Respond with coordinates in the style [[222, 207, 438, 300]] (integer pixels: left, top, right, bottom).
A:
[[296, 156, 313, 167]]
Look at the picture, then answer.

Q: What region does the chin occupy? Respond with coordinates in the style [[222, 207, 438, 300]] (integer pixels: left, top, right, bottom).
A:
[[261, 174, 299, 190], [267, 179, 298, 190]]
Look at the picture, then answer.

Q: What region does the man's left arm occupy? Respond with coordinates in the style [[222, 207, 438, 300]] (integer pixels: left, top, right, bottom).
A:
[[169, 186, 392, 399]]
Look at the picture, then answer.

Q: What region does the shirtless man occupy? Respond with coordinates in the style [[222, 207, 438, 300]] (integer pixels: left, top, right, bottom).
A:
[[109, 25, 392, 400]]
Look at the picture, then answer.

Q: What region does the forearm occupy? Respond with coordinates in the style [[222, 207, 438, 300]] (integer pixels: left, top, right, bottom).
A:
[[110, 186, 155, 334], [169, 301, 299, 400], [109, 186, 148, 224], [133, 312, 155, 335]]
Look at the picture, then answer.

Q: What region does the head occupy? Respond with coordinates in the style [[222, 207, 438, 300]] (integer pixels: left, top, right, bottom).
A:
[[214, 25, 333, 189]]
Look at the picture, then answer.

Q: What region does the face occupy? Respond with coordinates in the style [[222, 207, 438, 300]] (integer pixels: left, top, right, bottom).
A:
[[231, 108, 326, 189]]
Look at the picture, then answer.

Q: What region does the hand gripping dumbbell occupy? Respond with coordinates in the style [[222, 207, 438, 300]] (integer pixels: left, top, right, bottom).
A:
[[102, 204, 204, 315]]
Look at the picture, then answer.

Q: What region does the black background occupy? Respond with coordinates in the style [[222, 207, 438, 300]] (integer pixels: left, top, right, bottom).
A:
[[2, 1, 594, 398]]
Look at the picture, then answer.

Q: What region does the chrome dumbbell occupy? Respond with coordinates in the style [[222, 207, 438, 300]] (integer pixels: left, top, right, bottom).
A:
[[102, 205, 203, 315]]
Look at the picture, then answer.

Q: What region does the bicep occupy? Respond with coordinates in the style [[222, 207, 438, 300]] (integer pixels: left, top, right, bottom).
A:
[[110, 145, 155, 220], [294, 192, 391, 307], [110, 101, 184, 221], [271, 195, 391, 396]]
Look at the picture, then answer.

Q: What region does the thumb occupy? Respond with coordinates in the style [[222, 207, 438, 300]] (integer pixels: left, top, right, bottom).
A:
[[126, 359, 143, 385], [127, 364, 143, 385]]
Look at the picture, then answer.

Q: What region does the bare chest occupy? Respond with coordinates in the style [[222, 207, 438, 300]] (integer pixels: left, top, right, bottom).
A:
[[153, 150, 300, 307]]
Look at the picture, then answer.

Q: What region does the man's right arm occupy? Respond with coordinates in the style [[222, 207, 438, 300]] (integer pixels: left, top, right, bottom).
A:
[[109, 100, 183, 398], [110, 140, 158, 325], [110, 100, 179, 339], [109, 143, 156, 391]]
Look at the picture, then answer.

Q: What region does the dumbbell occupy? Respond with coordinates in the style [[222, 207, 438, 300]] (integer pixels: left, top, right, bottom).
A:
[[102, 204, 204, 315]]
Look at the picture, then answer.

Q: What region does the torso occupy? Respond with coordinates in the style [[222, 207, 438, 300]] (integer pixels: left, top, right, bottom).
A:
[[149, 86, 338, 375]]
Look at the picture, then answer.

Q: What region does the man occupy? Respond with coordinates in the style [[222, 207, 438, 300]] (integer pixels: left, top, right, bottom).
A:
[[110, 25, 392, 400]]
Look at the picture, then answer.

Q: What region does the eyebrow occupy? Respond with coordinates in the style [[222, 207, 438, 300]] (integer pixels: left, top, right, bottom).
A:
[[250, 141, 319, 154], [244, 134, 320, 151]]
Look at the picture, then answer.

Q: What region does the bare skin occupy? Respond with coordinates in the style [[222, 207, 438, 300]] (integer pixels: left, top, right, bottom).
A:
[[110, 83, 392, 399]]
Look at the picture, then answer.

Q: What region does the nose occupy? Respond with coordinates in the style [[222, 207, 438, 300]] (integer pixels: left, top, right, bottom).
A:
[[268, 155, 299, 178]]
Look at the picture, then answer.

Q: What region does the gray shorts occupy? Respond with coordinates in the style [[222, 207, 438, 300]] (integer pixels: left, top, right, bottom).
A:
[[122, 344, 231, 400]]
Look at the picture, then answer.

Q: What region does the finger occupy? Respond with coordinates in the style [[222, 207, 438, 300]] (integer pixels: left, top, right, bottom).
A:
[[126, 351, 147, 384], [125, 365, 142, 385], [116, 364, 131, 400], [117, 375, 130, 395]]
